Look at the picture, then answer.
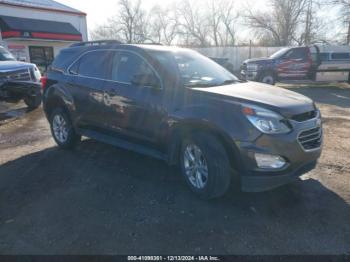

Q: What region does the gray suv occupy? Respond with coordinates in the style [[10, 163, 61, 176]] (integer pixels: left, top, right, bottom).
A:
[[43, 41, 323, 199]]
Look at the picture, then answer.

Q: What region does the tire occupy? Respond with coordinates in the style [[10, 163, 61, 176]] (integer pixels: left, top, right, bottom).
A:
[[24, 92, 42, 109], [180, 132, 232, 199], [50, 108, 81, 149], [260, 73, 276, 85]]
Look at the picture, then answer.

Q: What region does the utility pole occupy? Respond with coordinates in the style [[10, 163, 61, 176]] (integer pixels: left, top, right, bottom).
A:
[[249, 40, 252, 59], [304, 0, 313, 45], [347, 20, 350, 45]]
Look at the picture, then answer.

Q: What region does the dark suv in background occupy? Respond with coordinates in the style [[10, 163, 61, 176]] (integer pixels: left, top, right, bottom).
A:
[[43, 41, 323, 199]]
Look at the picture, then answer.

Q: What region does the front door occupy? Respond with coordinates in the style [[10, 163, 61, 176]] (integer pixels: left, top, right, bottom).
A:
[[29, 46, 54, 73], [276, 47, 312, 80], [103, 50, 165, 145]]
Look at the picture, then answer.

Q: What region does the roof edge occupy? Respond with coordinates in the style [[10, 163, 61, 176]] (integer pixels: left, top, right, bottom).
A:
[[0, 2, 87, 16]]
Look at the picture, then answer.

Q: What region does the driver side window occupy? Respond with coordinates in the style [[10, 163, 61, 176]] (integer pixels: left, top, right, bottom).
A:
[[111, 51, 161, 88], [283, 48, 308, 60]]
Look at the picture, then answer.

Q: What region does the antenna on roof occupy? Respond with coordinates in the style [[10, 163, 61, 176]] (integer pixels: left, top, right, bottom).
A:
[[70, 40, 123, 47]]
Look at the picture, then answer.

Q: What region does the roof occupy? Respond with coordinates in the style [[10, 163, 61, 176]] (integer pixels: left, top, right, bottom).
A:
[[0, 15, 82, 41], [0, 0, 86, 16], [67, 43, 188, 54], [131, 44, 187, 52]]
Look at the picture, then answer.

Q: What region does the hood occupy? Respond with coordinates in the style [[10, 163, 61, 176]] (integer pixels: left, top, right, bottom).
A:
[[0, 61, 35, 71], [194, 82, 315, 117], [243, 57, 274, 64]]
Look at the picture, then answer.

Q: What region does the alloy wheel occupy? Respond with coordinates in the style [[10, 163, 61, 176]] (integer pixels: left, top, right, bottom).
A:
[[183, 144, 209, 189], [52, 114, 68, 143]]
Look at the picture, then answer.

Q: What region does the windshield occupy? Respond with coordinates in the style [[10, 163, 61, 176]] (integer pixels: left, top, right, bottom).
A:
[[149, 49, 239, 87], [269, 48, 289, 59], [0, 47, 16, 61]]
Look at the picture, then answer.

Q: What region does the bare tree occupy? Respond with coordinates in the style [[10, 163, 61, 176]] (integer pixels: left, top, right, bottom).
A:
[[90, 0, 331, 46], [177, 0, 210, 47], [90, 22, 122, 41], [117, 0, 148, 43], [219, 0, 239, 46], [149, 5, 179, 45], [246, 0, 308, 46], [331, 0, 350, 44], [296, 0, 328, 45], [90, 0, 149, 43], [207, 0, 222, 46]]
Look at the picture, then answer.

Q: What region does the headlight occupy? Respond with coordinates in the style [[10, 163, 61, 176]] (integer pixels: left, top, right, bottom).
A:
[[247, 63, 259, 71], [242, 104, 291, 134]]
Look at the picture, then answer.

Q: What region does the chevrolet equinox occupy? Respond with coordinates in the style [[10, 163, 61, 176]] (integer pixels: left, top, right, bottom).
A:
[[43, 41, 323, 199]]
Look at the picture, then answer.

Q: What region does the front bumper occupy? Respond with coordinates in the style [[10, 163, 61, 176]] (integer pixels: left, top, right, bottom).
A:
[[241, 70, 259, 81], [236, 117, 323, 192], [0, 81, 41, 100], [241, 160, 317, 192]]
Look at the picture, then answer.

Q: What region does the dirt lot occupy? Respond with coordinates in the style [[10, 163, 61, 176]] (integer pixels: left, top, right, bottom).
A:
[[0, 83, 349, 255]]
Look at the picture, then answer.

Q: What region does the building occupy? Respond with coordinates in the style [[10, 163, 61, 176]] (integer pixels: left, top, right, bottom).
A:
[[0, 0, 87, 71]]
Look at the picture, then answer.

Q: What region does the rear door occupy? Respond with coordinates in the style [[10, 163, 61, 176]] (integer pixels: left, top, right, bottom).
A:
[[102, 50, 165, 144], [68, 50, 112, 129], [276, 47, 312, 80]]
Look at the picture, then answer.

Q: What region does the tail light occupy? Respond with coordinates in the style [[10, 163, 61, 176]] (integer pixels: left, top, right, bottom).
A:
[[40, 76, 48, 91]]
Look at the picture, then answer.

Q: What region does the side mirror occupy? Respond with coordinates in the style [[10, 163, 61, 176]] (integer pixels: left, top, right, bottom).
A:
[[131, 73, 161, 89]]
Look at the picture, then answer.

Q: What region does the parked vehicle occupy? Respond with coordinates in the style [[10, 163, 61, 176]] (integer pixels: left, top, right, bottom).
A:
[[241, 45, 350, 85], [210, 57, 234, 73], [43, 41, 323, 199], [0, 45, 42, 109]]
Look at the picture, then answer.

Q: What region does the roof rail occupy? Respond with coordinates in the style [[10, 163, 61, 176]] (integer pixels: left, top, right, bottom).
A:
[[70, 40, 123, 47], [141, 43, 163, 46]]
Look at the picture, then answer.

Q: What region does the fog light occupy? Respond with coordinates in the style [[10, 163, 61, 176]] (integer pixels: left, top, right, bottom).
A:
[[255, 153, 286, 169]]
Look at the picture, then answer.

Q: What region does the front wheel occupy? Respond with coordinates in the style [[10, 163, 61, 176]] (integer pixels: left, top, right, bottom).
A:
[[24, 93, 42, 109], [180, 132, 232, 199], [50, 108, 81, 149], [260, 73, 276, 85]]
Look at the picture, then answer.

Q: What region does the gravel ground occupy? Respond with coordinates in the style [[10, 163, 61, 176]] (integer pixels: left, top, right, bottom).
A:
[[0, 84, 349, 255]]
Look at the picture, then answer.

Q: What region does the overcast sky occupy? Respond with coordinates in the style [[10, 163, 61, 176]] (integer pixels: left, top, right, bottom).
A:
[[56, 0, 180, 29]]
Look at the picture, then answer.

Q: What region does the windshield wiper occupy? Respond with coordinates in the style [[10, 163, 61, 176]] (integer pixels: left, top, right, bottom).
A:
[[186, 83, 216, 88], [220, 79, 239, 85], [186, 79, 240, 88]]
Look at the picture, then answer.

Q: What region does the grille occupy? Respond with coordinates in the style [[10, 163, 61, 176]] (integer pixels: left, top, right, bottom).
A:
[[0, 68, 32, 82], [292, 111, 317, 122], [298, 127, 322, 151]]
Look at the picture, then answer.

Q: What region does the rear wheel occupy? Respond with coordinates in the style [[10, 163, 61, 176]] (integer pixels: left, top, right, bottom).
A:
[[50, 108, 81, 149], [180, 132, 231, 199]]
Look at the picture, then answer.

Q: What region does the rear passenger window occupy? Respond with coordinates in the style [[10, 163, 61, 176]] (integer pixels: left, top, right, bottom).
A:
[[331, 53, 350, 60], [75, 51, 111, 79], [111, 52, 157, 84]]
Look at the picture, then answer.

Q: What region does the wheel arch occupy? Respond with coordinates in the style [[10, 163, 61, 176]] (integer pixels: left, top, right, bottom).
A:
[[43, 84, 75, 120], [168, 121, 243, 173]]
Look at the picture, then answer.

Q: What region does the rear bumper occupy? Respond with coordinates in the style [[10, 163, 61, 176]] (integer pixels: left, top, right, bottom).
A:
[[0, 81, 41, 99]]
